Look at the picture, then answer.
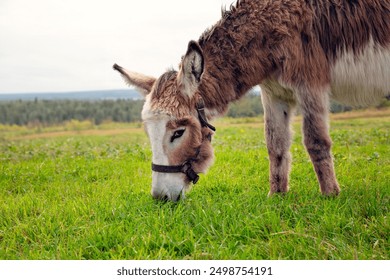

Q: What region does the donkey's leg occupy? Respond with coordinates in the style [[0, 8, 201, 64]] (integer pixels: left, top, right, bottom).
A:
[[298, 90, 340, 195], [261, 87, 295, 195]]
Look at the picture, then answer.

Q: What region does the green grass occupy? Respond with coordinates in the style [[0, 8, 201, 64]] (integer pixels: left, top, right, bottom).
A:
[[0, 110, 389, 260]]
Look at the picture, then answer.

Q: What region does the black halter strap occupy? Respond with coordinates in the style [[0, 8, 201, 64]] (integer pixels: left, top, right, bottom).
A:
[[151, 98, 216, 184], [152, 161, 200, 184], [196, 98, 216, 132], [152, 147, 201, 184]]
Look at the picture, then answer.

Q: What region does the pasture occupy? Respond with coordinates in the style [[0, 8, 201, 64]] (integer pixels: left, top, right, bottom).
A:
[[0, 109, 389, 260]]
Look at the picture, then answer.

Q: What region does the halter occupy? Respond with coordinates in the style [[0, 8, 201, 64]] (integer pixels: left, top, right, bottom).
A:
[[151, 98, 216, 184]]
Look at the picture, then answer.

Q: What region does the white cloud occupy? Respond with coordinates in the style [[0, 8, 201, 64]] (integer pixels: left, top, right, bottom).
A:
[[0, 0, 234, 93]]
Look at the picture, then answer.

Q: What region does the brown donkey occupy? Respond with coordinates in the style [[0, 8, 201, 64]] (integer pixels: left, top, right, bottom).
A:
[[114, 0, 390, 201]]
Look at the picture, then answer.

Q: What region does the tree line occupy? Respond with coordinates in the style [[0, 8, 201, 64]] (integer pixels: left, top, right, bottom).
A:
[[0, 99, 144, 126], [0, 93, 358, 127]]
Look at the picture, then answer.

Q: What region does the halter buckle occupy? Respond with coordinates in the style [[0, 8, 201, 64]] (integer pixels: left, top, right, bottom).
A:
[[181, 161, 200, 184]]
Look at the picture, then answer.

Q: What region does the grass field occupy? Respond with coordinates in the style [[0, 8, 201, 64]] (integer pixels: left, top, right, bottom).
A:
[[0, 109, 389, 260]]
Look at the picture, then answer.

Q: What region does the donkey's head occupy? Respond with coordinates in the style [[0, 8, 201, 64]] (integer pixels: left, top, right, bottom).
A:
[[114, 41, 215, 201]]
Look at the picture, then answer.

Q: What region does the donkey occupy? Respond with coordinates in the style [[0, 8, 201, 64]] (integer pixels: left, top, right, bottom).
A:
[[114, 0, 390, 201]]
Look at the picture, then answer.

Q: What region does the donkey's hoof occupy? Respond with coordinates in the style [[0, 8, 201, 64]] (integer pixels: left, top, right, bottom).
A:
[[268, 188, 289, 197], [321, 184, 341, 196]]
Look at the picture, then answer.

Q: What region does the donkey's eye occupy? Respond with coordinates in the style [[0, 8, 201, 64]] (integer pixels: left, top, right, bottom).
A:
[[170, 129, 186, 143]]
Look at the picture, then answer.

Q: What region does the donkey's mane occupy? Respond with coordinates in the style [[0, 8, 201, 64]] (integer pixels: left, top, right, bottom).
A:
[[220, 0, 247, 18]]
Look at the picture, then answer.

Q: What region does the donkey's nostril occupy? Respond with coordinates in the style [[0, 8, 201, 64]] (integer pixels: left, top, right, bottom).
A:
[[173, 188, 185, 202], [171, 192, 181, 202]]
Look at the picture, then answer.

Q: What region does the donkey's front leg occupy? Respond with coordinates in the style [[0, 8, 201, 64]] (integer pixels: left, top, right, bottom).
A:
[[261, 89, 295, 195], [299, 90, 340, 196]]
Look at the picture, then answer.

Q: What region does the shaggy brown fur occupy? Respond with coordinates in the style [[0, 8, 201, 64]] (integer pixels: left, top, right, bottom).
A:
[[150, 70, 194, 118], [195, 0, 389, 113], [311, 0, 390, 62]]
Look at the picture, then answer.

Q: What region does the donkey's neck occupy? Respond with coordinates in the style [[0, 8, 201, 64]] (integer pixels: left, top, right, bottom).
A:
[[195, 1, 311, 116], [197, 34, 266, 116], [196, 3, 283, 116]]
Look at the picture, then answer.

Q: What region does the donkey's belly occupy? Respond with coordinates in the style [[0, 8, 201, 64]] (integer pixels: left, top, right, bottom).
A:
[[330, 40, 390, 107]]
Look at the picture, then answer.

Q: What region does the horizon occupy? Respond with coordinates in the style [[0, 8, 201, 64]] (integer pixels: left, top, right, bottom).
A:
[[0, 89, 144, 101], [0, 88, 135, 95]]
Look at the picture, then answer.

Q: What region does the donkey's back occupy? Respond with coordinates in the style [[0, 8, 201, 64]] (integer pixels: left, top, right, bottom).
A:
[[314, 0, 390, 106]]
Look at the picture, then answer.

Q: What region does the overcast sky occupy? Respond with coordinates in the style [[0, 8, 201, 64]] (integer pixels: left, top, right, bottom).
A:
[[0, 0, 234, 93]]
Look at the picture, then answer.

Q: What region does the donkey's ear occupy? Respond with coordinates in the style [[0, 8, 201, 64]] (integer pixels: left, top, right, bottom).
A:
[[113, 64, 156, 97], [178, 40, 204, 98]]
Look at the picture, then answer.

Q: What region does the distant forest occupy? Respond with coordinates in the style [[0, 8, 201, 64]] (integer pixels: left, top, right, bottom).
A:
[[0, 92, 360, 126]]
